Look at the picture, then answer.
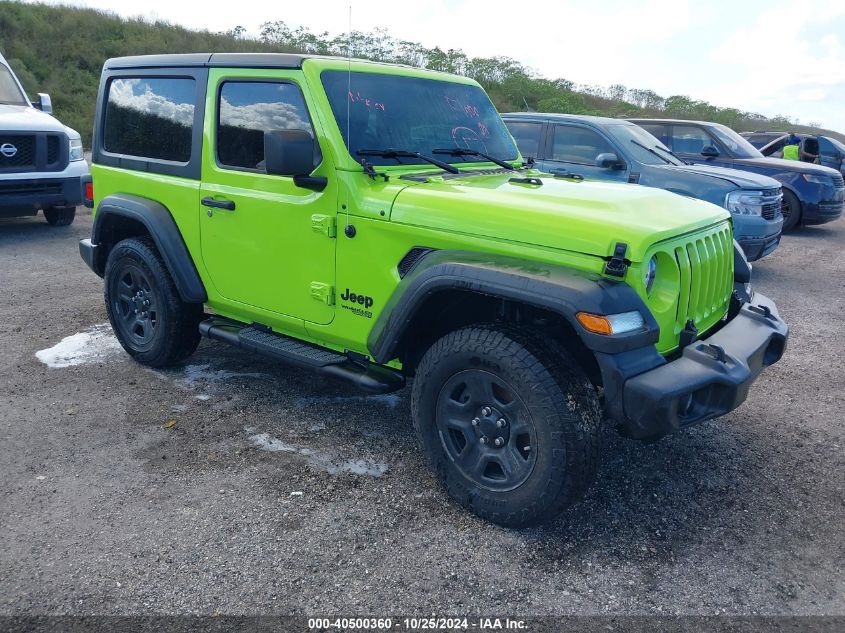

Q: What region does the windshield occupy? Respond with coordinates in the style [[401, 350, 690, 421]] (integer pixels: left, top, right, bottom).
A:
[[0, 64, 28, 106], [710, 124, 762, 159], [605, 123, 683, 166], [321, 70, 518, 167]]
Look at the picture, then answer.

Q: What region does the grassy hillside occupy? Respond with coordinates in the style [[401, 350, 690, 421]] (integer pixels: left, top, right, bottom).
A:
[[1, 1, 841, 146]]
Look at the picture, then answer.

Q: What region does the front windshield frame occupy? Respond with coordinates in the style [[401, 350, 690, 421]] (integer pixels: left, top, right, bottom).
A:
[[709, 124, 763, 159], [605, 123, 684, 166], [0, 63, 29, 106], [320, 70, 519, 168]]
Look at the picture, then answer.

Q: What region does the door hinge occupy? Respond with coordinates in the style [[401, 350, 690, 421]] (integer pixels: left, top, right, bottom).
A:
[[310, 282, 335, 305], [311, 214, 337, 238]]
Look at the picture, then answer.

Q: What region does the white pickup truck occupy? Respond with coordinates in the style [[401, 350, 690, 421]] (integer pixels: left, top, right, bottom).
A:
[[1, 51, 89, 225]]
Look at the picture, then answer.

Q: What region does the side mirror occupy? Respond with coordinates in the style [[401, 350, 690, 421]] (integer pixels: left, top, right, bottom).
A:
[[595, 152, 623, 169], [33, 93, 53, 114], [264, 129, 316, 177], [701, 145, 720, 158]]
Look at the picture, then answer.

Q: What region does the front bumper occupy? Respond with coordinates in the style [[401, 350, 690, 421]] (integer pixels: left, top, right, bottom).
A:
[[738, 233, 781, 261], [618, 292, 788, 439], [807, 200, 844, 225], [733, 212, 783, 261], [79, 238, 101, 276], [0, 175, 85, 216]]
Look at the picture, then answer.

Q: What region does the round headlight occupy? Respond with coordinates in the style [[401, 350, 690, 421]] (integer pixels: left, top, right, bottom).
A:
[[644, 256, 657, 294]]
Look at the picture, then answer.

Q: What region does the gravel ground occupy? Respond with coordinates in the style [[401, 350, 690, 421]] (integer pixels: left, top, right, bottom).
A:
[[0, 211, 843, 617]]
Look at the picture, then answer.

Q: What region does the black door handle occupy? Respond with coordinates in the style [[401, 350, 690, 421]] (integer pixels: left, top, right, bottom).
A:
[[202, 197, 235, 211]]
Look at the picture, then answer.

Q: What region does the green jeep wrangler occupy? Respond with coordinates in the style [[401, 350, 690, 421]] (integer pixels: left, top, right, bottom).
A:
[[79, 54, 788, 527]]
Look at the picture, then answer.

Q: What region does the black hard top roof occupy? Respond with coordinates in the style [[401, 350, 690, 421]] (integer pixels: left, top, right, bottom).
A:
[[104, 53, 309, 70]]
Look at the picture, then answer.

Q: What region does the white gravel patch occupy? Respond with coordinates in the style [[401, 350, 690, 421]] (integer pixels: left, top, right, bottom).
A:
[[245, 427, 388, 477], [35, 324, 123, 368]]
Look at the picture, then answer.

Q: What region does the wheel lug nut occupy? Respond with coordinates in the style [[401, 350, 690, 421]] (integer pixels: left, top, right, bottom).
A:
[[479, 437, 488, 445], [471, 417, 480, 426], [494, 437, 504, 447], [481, 407, 491, 416], [496, 418, 507, 428]]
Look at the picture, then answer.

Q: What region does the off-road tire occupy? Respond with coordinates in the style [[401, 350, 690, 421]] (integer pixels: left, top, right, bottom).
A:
[[411, 325, 603, 528], [104, 237, 202, 367], [781, 188, 802, 232], [43, 206, 76, 226]]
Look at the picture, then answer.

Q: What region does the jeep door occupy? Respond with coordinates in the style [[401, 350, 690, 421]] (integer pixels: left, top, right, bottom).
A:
[[539, 123, 628, 182], [199, 69, 336, 325]]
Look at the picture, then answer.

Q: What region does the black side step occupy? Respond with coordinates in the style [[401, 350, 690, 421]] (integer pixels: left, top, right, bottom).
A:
[[199, 318, 405, 394]]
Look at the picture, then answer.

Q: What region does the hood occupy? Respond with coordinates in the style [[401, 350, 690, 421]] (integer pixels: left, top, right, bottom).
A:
[[732, 155, 842, 177], [658, 163, 781, 190], [0, 104, 67, 133], [389, 172, 729, 263]]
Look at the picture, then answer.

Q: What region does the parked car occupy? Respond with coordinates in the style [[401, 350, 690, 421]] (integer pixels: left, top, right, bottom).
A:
[[740, 131, 788, 149], [629, 118, 845, 231], [504, 113, 783, 261], [78, 53, 787, 528], [0, 51, 88, 225], [758, 133, 845, 176]]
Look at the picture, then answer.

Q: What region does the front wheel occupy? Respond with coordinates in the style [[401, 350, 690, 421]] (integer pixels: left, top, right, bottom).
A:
[[104, 237, 202, 367], [43, 206, 76, 226], [411, 326, 603, 528], [781, 189, 802, 232]]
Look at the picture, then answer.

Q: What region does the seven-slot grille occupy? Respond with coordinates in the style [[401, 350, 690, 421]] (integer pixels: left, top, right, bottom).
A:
[[672, 224, 734, 335], [831, 173, 844, 188], [0, 132, 67, 173], [643, 222, 735, 354]]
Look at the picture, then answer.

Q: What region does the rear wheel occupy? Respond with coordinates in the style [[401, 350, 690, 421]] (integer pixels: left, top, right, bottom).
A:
[[43, 206, 76, 226], [411, 326, 603, 528], [781, 188, 802, 231], [104, 237, 202, 367]]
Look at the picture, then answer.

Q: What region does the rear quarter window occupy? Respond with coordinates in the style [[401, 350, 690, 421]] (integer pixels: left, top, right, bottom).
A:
[[103, 76, 196, 162]]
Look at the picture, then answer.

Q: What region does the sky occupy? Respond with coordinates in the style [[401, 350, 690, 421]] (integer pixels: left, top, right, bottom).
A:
[[32, 0, 845, 132]]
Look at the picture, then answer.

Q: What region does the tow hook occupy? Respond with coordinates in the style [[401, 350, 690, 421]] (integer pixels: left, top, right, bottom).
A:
[[700, 344, 728, 363], [748, 304, 776, 320]]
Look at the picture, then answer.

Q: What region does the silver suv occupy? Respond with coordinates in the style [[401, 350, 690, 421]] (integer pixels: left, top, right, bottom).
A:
[[0, 51, 89, 226]]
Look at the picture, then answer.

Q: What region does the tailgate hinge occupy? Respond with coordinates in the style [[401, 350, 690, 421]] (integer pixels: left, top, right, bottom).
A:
[[311, 214, 337, 238], [310, 282, 335, 306], [604, 242, 630, 278]]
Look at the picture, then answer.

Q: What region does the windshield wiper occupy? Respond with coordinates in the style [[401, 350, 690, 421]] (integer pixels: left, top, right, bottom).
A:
[[630, 139, 673, 165], [654, 144, 689, 165], [431, 148, 516, 171], [357, 148, 460, 174]]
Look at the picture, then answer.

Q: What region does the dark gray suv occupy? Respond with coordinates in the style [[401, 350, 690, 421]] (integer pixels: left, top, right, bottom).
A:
[[504, 113, 783, 261]]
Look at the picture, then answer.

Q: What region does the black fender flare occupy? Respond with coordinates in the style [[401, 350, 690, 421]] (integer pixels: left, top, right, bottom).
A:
[[367, 250, 661, 364], [91, 193, 207, 303]]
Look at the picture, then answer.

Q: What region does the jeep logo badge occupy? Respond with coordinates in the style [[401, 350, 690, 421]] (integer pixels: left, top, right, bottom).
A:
[[0, 143, 17, 158]]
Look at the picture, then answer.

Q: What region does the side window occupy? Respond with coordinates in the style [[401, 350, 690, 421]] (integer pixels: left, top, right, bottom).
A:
[[550, 125, 614, 165], [104, 77, 196, 162], [762, 137, 787, 157], [506, 121, 543, 159], [637, 123, 669, 146], [670, 125, 715, 155], [217, 81, 318, 172]]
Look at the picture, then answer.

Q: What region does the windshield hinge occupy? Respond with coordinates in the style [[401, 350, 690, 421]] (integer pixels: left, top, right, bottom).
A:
[[604, 242, 630, 278], [361, 159, 389, 182], [311, 214, 337, 238]]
